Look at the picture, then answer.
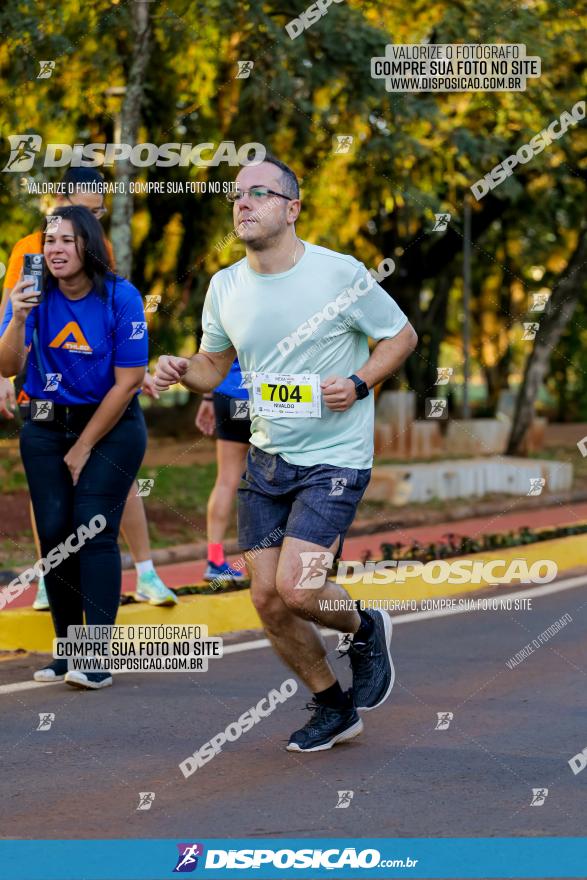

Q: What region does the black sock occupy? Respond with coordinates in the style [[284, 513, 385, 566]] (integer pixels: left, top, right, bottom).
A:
[[314, 681, 350, 710], [353, 604, 374, 644]]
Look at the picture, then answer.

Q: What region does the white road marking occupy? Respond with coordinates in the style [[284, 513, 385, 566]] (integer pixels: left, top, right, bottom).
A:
[[1, 574, 585, 696], [0, 679, 62, 695]]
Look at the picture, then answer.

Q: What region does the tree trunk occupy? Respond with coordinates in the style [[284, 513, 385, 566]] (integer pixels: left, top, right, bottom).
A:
[[507, 224, 587, 454], [110, 1, 151, 279]]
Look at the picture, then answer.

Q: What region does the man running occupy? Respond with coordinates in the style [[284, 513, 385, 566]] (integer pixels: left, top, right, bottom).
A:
[[154, 156, 417, 752]]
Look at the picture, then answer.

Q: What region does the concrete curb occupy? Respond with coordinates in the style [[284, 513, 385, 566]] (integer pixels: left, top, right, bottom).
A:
[[2, 533, 585, 653], [3, 490, 587, 581], [123, 488, 587, 570]]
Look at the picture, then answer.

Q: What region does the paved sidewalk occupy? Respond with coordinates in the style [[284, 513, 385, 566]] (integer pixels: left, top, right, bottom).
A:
[[11, 500, 587, 610]]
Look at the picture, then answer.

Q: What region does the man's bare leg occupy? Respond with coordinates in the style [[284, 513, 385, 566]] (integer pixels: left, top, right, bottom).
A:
[[247, 544, 340, 693], [274, 536, 394, 715], [275, 536, 361, 633], [247, 534, 393, 751]]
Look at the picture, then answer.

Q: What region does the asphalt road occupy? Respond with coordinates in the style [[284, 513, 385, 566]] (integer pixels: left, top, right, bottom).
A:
[[2, 578, 586, 856]]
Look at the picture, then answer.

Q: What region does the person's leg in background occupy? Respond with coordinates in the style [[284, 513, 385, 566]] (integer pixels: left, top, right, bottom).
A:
[[20, 421, 81, 680], [204, 438, 250, 582], [120, 487, 177, 606], [29, 501, 50, 610], [67, 400, 148, 689]]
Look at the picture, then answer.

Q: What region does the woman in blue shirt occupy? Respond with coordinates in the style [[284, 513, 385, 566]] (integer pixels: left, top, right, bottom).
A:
[[0, 206, 148, 689]]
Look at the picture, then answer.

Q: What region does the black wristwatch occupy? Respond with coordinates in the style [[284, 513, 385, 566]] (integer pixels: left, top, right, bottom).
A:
[[348, 374, 369, 400]]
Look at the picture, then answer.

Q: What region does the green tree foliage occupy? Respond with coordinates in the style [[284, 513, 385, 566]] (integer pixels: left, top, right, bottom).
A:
[[0, 0, 585, 420]]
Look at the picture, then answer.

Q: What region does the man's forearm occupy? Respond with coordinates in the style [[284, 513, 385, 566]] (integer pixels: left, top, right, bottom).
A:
[[356, 324, 418, 389], [181, 352, 231, 394]]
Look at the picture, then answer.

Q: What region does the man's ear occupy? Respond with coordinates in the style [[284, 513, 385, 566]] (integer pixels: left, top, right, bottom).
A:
[[287, 199, 301, 224]]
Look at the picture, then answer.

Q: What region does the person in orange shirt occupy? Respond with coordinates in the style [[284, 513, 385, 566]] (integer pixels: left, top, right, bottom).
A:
[[0, 167, 177, 609]]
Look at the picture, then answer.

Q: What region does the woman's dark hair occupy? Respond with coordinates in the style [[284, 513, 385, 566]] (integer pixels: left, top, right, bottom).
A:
[[42, 205, 114, 300]]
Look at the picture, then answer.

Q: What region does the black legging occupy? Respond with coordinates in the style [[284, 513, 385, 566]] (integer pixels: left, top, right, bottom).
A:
[[20, 396, 147, 638]]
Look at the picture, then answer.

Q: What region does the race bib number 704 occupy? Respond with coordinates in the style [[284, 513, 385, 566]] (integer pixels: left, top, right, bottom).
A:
[[250, 372, 321, 418]]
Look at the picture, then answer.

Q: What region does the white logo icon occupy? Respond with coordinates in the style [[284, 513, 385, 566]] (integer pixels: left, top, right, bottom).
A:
[[130, 322, 147, 340], [530, 787, 549, 806], [136, 792, 155, 810], [32, 400, 54, 421], [231, 399, 250, 420], [336, 633, 352, 652], [297, 551, 334, 589], [527, 477, 545, 496], [577, 437, 587, 458], [144, 295, 161, 313], [530, 293, 548, 312], [45, 215, 63, 234], [44, 373, 62, 392], [435, 367, 453, 385], [239, 371, 254, 390], [175, 845, 203, 871], [426, 398, 447, 419], [2, 134, 43, 172], [335, 790, 354, 808], [432, 213, 451, 231], [37, 713, 55, 731], [37, 61, 56, 79], [522, 322, 540, 340], [435, 711, 453, 730], [329, 477, 347, 496], [334, 135, 354, 154], [136, 479, 155, 497], [236, 61, 254, 78]]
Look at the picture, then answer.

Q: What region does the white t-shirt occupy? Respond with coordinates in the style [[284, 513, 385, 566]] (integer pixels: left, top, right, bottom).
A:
[[200, 241, 408, 468]]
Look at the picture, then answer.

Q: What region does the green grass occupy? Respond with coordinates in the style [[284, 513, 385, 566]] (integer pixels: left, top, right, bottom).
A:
[[0, 537, 35, 571], [137, 462, 218, 513], [1, 445, 582, 568], [0, 458, 28, 493]]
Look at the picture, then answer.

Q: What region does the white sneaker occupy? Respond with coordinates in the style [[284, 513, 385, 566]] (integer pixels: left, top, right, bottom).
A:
[[33, 664, 66, 682], [65, 671, 113, 690], [32, 576, 50, 611]]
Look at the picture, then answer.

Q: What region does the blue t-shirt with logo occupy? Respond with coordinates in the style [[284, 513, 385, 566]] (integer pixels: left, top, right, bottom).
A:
[[0, 275, 148, 404], [214, 356, 248, 399]]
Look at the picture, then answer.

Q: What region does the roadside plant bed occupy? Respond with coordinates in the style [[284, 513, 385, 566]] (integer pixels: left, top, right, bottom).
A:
[[378, 523, 587, 563], [116, 523, 587, 605], [119, 580, 251, 603]]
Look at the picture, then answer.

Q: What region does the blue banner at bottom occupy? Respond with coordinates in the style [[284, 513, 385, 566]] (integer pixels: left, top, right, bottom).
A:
[[0, 837, 584, 880]]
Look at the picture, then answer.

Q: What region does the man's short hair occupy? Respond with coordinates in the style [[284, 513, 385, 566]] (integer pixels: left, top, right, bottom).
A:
[[61, 167, 105, 196], [262, 155, 299, 200]]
